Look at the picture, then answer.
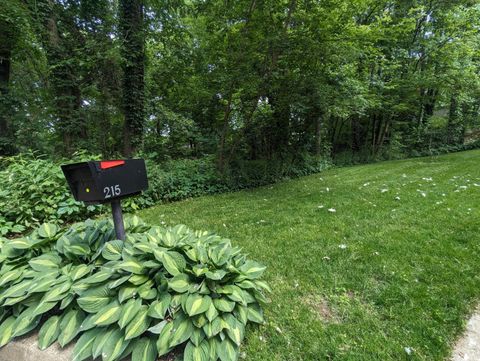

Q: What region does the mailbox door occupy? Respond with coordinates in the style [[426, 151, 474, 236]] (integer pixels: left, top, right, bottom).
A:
[[61, 162, 103, 202], [94, 159, 148, 202]]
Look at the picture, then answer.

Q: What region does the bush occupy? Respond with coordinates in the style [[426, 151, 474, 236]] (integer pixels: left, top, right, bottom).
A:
[[0, 153, 331, 236], [0, 217, 269, 361]]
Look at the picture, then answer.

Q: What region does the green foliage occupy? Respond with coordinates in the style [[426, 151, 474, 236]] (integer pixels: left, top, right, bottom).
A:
[[0, 216, 269, 361], [0, 153, 331, 235]]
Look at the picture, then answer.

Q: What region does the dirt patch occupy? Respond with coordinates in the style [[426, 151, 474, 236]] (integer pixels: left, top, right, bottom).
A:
[[301, 294, 339, 323]]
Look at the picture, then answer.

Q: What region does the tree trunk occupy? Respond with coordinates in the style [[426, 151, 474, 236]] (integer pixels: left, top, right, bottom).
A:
[[217, 98, 232, 173], [120, 0, 145, 157], [0, 28, 12, 155]]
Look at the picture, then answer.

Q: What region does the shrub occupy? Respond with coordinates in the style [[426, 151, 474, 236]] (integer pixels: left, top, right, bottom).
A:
[[0, 153, 331, 236], [0, 217, 269, 361]]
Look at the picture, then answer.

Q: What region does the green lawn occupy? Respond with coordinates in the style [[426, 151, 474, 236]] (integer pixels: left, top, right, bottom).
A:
[[139, 150, 480, 361]]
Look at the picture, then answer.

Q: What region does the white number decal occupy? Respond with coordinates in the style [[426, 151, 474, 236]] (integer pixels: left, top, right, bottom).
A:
[[104, 184, 121, 199]]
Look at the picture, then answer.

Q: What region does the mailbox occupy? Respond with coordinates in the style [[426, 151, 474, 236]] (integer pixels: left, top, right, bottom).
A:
[[61, 159, 148, 205]]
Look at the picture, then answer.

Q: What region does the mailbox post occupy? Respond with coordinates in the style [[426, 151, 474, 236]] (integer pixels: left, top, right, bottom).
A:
[[61, 159, 148, 240]]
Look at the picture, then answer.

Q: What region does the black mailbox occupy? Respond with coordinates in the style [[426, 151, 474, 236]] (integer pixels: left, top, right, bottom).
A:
[[61, 159, 148, 205]]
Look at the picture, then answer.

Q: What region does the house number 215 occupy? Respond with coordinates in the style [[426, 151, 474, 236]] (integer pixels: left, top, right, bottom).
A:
[[104, 185, 121, 198]]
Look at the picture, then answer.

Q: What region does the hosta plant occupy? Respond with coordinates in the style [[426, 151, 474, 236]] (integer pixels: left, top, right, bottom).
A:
[[0, 216, 270, 361]]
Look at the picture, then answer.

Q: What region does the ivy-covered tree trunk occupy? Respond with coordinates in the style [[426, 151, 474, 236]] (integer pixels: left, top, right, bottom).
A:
[[0, 26, 13, 155], [119, 0, 145, 157]]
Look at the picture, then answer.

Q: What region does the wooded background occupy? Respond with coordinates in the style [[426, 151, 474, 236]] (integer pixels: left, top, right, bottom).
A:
[[1, 0, 479, 168]]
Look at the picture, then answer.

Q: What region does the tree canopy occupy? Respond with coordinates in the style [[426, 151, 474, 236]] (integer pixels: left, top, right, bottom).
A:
[[1, 0, 479, 166]]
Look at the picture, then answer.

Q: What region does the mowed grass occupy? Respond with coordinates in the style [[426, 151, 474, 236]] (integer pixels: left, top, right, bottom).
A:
[[139, 150, 480, 361]]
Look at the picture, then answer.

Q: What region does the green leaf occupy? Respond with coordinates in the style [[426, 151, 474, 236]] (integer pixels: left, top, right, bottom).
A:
[[92, 326, 116, 359], [159, 251, 186, 276], [205, 303, 219, 323], [102, 328, 131, 361], [202, 317, 223, 338], [108, 275, 130, 289], [42, 281, 72, 302], [0, 316, 16, 347], [29, 253, 61, 272], [32, 301, 57, 317], [217, 338, 238, 361], [72, 328, 99, 361], [0, 269, 23, 287], [82, 268, 114, 284], [168, 274, 190, 293], [91, 300, 122, 326], [156, 321, 174, 356], [185, 294, 212, 317], [247, 303, 264, 324], [169, 313, 194, 348], [9, 238, 31, 250], [102, 240, 124, 261], [129, 274, 149, 285], [77, 285, 111, 313], [38, 223, 58, 238], [184, 340, 209, 361], [190, 327, 205, 347], [147, 320, 167, 334], [147, 293, 171, 319], [58, 309, 85, 347], [119, 298, 143, 329], [38, 315, 61, 350], [205, 269, 227, 281], [223, 315, 244, 346], [12, 307, 41, 337], [132, 337, 158, 361], [70, 264, 92, 281], [125, 305, 150, 340], [118, 285, 137, 303], [116, 260, 144, 274], [213, 298, 235, 312]]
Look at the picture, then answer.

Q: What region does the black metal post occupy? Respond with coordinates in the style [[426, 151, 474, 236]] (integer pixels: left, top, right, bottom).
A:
[[111, 199, 126, 240]]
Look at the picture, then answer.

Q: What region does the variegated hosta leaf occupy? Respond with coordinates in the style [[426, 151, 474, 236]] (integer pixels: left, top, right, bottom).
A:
[[0, 316, 16, 347], [0, 268, 24, 287], [28, 253, 61, 272], [168, 274, 190, 293], [125, 305, 150, 340], [38, 223, 58, 239], [12, 308, 41, 337], [131, 337, 158, 361], [108, 275, 130, 289], [92, 326, 116, 359], [8, 238, 32, 250], [116, 260, 144, 274], [90, 300, 122, 326], [185, 294, 212, 317], [72, 328, 100, 361], [213, 298, 235, 313], [58, 309, 85, 346], [156, 320, 174, 356], [247, 303, 264, 324], [216, 338, 238, 361], [70, 264, 92, 281], [184, 340, 210, 361], [77, 284, 111, 313], [169, 313, 194, 348], [81, 268, 114, 284], [118, 285, 137, 303], [102, 240, 124, 261], [102, 328, 131, 361], [38, 315, 61, 350], [147, 293, 171, 319], [118, 298, 143, 328]]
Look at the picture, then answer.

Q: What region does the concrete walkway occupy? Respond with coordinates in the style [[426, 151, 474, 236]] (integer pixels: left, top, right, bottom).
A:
[[451, 307, 480, 361]]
